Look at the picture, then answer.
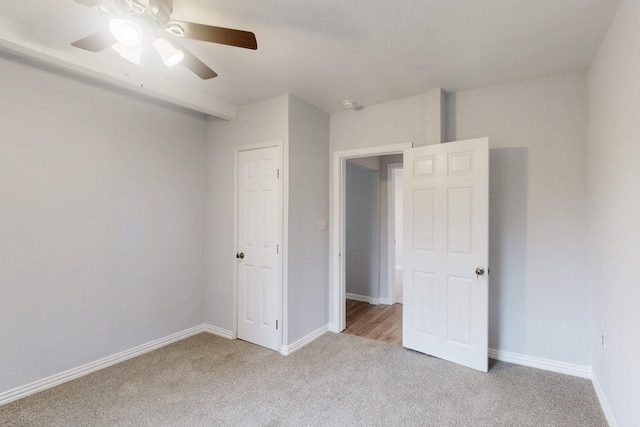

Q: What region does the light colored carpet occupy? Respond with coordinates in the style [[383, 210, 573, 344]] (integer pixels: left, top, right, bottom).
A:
[[0, 333, 606, 426]]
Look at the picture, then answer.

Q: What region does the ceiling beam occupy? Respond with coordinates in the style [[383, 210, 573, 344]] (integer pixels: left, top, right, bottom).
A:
[[0, 16, 238, 121]]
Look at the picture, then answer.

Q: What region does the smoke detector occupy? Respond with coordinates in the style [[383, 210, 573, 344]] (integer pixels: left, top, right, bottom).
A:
[[343, 99, 356, 109]]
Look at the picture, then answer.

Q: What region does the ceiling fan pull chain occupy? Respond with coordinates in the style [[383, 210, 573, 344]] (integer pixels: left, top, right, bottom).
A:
[[140, 49, 144, 88]]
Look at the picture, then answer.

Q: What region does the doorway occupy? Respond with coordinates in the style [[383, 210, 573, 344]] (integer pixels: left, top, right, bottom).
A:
[[342, 156, 403, 345], [331, 138, 490, 372], [344, 159, 380, 305], [329, 143, 412, 340]]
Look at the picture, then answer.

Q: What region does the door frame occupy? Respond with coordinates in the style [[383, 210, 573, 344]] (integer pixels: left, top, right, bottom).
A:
[[329, 142, 412, 332], [233, 140, 285, 351], [386, 162, 403, 305]]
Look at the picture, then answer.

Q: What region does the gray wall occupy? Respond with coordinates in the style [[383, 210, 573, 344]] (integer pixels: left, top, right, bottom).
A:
[[588, 0, 640, 424], [0, 54, 207, 393], [330, 94, 430, 152], [206, 94, 330, 345], [447, 71, 590, 365], [287, 96, 330, 343], [345, 163, 380, 299]]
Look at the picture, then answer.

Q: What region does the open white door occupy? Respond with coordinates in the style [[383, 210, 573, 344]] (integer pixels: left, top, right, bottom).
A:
[[237, 145, 282, 351], [402, 138, 489, 372]]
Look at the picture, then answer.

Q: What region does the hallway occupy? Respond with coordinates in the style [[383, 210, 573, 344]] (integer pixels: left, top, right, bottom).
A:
[[343, 300, 402, 345]]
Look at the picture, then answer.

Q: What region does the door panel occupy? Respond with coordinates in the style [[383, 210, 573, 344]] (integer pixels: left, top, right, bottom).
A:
[[403, 138, 489, 372], [237, 146, 281, 351]]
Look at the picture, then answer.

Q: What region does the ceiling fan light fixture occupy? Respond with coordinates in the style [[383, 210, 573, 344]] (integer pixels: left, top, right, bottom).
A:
[[72, 0, 258, 80], [153, 37, 184, 67], [112, 42, 142, 65], [109, 19, 143, 48]]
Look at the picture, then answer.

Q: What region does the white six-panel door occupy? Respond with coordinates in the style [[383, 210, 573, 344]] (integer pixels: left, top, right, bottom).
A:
[[402, 138, 489, 372], [237, 145, 281, 351]]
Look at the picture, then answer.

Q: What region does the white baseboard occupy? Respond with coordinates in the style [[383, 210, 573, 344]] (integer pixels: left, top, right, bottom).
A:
[[280, 324, 328, 356], [0, 324, 210, 406], [592, 371, 617, 427], [346, 293, 379, 305], [0, 323, 236, 406], [489, 348, 592, 379], [202, 323, 234, 340], [3, 322, 609, 423]]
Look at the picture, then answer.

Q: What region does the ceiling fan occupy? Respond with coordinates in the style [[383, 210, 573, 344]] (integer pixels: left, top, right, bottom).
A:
[[71, 0, 257, 79]]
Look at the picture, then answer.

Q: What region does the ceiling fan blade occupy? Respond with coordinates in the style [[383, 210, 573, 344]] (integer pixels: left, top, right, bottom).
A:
[[182, 53, 218, 80], [165, 20, 257, 50], [71, 29, 117, 52], [168, 39, 218, 79]]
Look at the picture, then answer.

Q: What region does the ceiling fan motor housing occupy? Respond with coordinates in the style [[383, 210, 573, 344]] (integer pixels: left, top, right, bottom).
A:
[[124, 0, 173, 26]]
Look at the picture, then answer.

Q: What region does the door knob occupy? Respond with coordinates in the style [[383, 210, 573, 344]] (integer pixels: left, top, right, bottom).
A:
[[236, 252, 245, 259], [475, 267, 485, 276]]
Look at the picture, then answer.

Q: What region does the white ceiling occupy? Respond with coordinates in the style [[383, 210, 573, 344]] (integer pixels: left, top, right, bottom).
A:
[[0, 0, 620, 117]]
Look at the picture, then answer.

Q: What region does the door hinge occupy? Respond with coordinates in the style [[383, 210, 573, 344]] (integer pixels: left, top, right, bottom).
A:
[[277, 169, 280, 179], [277, 244, 279, 254], [276, 320, 278, 330]]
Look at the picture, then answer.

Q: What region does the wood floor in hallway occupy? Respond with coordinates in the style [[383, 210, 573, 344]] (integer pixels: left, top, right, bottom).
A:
[[343, 300, 402, 345]]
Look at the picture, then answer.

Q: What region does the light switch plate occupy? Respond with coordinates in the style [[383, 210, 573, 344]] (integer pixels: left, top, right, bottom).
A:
[[319, 219, 327, 231]]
